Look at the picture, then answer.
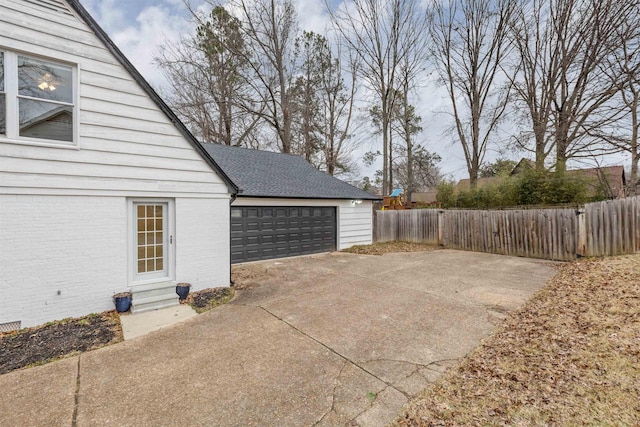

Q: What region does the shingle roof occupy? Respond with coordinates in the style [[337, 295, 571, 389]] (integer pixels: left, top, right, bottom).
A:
[[65, 0, 237, 194], [203, 144, 380, 200]]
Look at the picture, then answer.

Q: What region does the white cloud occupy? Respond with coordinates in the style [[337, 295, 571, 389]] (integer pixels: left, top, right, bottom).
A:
[[85, 0, 192, 91], [111, 6, 191, 90]]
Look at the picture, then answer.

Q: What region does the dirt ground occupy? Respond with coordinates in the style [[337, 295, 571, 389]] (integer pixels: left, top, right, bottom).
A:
[[395, 254, 640, 426]]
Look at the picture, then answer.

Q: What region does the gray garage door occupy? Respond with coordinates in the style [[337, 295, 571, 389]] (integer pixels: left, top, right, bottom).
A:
[[230, 206, 337, 263]]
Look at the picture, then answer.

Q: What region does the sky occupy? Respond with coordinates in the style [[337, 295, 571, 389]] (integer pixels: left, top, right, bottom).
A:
[[80, 0, 628, 185], [80, 0, 473, 183]]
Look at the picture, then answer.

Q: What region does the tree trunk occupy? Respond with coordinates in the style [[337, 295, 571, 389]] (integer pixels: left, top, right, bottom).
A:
[[630, 100, 639, 195]]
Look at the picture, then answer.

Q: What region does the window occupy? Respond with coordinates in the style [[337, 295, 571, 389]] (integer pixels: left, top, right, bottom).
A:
[[0, 51, 75, 145]]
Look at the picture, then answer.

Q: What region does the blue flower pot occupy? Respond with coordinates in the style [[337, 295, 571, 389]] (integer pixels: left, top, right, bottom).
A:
[[114, 296, 131, 313], [176, 285, 190, 300]]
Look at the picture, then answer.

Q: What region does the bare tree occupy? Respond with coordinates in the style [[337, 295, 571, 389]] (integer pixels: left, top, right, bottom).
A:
[[288, 31, 359, 175], [329, 0, 428, 195], [392, 145, 442, 192], [316, 38, 359, 176], [601, 3, 640, 195], [430, 0, 515, 188], [235, 0, 298, 153], [509, 0, 638, 172], [618, 34, 640, 195], [156, 6, 261, 146], [290, 31, 324, 163], [186, 0, 298, 152]]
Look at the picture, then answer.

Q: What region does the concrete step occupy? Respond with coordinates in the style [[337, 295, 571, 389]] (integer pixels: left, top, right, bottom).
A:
[[131, 294, 179, 314], [131, 281, 176, 300], [130, 281, 179, 314]]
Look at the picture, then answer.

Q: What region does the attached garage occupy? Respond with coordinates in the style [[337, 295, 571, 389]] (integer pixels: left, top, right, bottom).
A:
[[204, 144, 380, 263]]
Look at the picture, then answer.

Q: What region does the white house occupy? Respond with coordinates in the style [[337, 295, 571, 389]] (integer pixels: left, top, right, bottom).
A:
[[0, 0, 237, 329]]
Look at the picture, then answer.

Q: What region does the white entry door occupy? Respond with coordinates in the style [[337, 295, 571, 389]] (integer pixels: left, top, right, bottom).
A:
[[133, 202, 170, 282]]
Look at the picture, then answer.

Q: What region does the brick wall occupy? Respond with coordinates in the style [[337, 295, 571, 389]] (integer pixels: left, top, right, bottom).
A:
[[175, 198, 230, 290], [0, 195, 127, 327], [0, 195, 230, 328]]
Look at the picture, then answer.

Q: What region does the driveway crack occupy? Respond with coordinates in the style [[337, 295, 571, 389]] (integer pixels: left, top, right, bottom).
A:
[[362, 357, 461, 370], [239, 303, 410, 399], [313, 360, 348, 426], [71, 355, 81, 427]]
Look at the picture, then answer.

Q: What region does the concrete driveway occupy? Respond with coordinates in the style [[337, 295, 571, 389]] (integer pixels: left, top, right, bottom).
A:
[[0, 250, 557, 426]]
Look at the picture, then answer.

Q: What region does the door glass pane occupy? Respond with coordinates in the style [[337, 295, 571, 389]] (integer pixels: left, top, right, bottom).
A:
[[136, 204, 165, 274], [18, 99, 72, 141], [18, 56, 72, 103]]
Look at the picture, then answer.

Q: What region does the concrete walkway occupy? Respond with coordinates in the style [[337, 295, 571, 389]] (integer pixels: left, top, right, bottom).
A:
[[119, 304, 197, 340], [0, 250, 557, 427]]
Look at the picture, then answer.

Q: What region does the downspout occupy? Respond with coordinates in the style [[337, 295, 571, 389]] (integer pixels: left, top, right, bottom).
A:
[[229, 192, 238, 286]]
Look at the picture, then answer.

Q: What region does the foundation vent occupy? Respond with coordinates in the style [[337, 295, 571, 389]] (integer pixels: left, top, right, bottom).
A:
[[0, 321, 22, 333]]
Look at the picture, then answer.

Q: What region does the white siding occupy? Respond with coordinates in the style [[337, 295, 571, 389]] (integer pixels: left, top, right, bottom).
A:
[[232, 198, 374, 250], [0, 0, 228, 197]]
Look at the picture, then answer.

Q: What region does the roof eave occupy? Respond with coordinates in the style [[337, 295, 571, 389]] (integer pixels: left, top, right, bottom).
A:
[[65, 0, 238, 195], [236, 194, 382, 201]]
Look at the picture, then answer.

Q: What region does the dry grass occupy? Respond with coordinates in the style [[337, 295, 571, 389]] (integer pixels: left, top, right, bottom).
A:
[[395, 254, 640, 426], [342, 241, 438, 256]]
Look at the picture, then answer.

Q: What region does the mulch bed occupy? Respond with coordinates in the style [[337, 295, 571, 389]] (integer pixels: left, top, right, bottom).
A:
[[395, 254, 640, 426], [0, 311, 123, 375], [1, 286, 240, 376], [182, 287, 235, 313], [341, 241, 438, 255]]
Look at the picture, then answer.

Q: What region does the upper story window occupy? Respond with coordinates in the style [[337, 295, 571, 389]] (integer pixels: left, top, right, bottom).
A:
[[0, 50, 76, 145]]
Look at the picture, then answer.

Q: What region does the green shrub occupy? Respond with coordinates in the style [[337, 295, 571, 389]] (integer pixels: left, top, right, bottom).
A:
[[436, 181, 457, 208], [436, 169, 606, 209]]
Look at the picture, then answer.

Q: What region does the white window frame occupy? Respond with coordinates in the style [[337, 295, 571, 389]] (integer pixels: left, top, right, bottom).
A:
[[0, 49, 79, 148]]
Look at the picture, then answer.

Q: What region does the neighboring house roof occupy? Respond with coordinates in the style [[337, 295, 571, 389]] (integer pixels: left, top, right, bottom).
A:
[[456, 176, 501, 191], [511, 158, 535, 176], [202, 144, 381, 200], [65, 0, 237, 195], [570, 166, 626, 199], [411, 191, 437, 203]]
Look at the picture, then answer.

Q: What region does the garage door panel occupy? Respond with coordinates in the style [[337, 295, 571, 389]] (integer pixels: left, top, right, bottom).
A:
[[230, 206, 336, 263]]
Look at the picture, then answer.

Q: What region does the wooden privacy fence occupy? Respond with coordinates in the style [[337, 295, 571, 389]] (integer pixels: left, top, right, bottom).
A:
[[584, 196, 640, 256], [374, 196, 640, 261]]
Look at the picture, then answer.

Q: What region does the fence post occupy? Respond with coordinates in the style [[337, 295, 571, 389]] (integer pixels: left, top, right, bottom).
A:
[[372, 209, 377, 243], [576, 208, 586, 257], [438, 210, 445, 246]]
